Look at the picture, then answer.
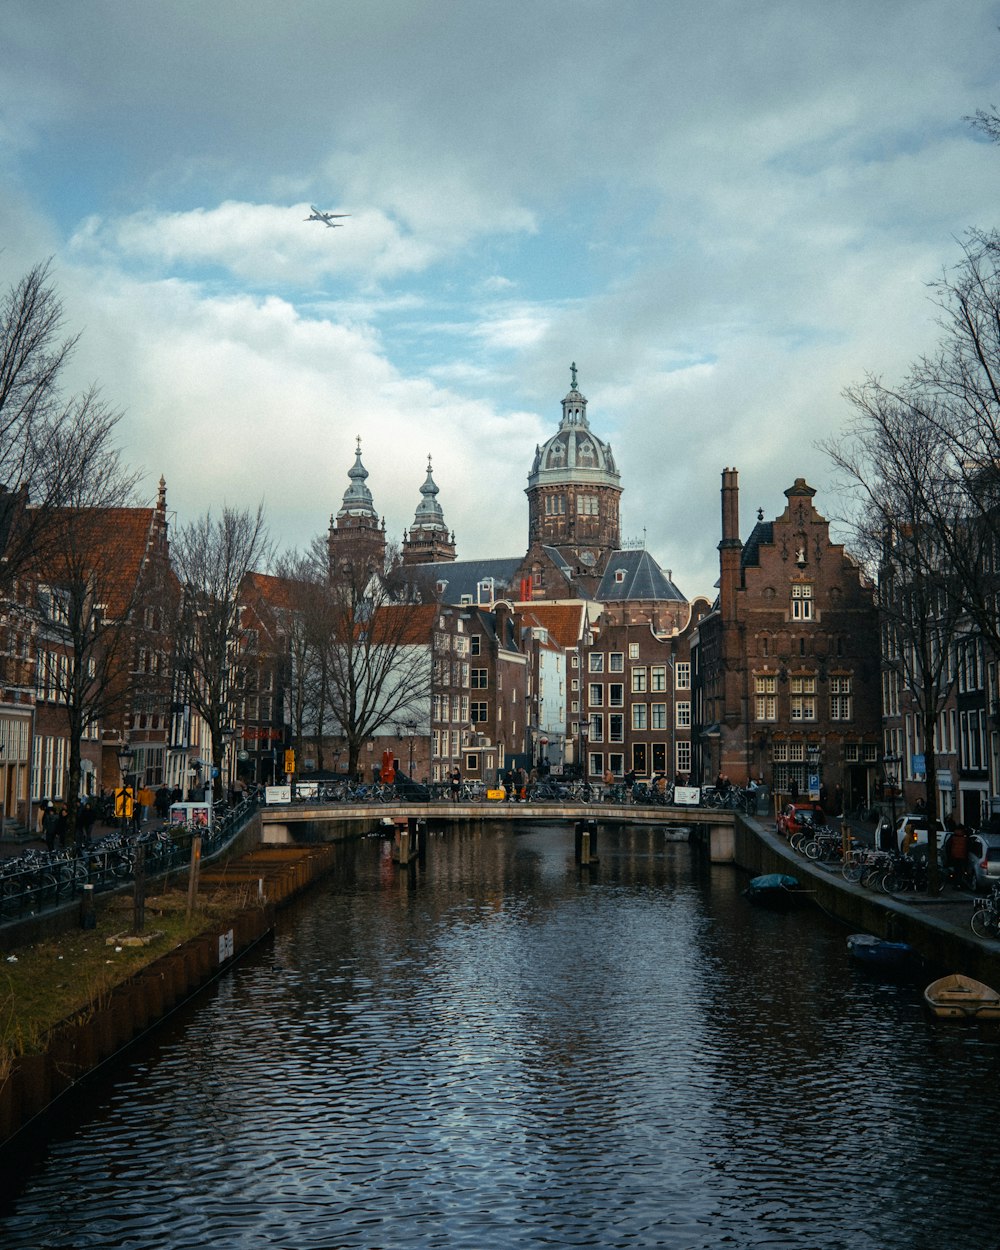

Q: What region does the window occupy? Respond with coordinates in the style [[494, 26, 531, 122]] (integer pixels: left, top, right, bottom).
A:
[[588, 753, 603, 777], [471, 702, 488, 722], [470, 636, 481, 656], [471, 669, 488, 689], [589, 654, 604, 673], [755, 674, 776, 722], [609, 753, 624, 776], [609, 683, 624, 707], [675, 701, 691, 729], [790, 675, 816, 721], [609, 713, 624, 742], [588, 714, 604, 742], [545, 494, 566, 515], [632, 704, 648, 730], [466, 753, 478, 772], [651, 665, 667, 692], [675, 662, 690, 689], [632, 667, 648, 693], [588, 683, 603, 706], [829, 676, 853, 721], [651, 703, 667, 730], [791, 583, 814, 620], [676, 740, 692, 774], [628, 643, 639, 659], [609, 653, 624, 672], [576, 495, 599, 515]]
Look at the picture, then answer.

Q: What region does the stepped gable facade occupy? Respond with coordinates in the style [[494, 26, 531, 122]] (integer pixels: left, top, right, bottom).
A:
[[693, 469, 881, 800]]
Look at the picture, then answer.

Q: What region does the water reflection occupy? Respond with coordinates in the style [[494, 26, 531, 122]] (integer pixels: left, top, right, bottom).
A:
[[2, 821, 998, 1249]]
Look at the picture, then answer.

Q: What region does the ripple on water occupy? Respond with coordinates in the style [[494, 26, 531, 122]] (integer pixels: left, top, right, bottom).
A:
[[2, 826, 999, 1249]]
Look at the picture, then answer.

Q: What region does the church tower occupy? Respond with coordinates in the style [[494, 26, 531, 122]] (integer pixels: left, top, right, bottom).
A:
[[401, 456, 456, 565], [521, 364, 622, 595], [327, 437, 386, 574]]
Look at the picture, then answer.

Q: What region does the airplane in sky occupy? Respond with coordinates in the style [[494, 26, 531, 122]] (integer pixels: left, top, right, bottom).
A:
[[305, 206, 349, 228]]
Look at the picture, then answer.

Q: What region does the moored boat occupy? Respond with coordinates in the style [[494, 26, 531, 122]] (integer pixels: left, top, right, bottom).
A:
[[924, 973, 1000, 1020], [743, 873, 800, 907], [847, 933, 914, 970]]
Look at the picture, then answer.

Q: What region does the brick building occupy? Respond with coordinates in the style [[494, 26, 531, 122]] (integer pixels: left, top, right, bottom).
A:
[[694, 471, 881, 805]]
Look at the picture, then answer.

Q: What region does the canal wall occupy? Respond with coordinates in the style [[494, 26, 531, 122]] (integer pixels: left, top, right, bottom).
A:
[[733, 815, 1000, 984], [0, 840, 343, 1149]]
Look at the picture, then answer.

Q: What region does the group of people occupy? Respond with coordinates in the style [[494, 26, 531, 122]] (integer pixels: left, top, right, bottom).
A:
[[36, 781, 186, 855], [40, 797, 99, 854]]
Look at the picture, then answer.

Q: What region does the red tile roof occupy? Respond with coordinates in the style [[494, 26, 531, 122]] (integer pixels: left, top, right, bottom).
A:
[[516, 602, 588, 648]]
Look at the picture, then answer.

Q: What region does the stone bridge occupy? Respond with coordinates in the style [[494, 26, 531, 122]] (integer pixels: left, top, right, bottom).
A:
[[259, 800, 739, 862]]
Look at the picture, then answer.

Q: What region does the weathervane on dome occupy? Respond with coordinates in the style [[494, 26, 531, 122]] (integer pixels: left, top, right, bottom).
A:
[[570, 361, 578, 389]]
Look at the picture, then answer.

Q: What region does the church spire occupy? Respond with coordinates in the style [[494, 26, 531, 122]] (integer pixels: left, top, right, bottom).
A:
[[328, 436, 386, 574], [401, 454, 456, 566]]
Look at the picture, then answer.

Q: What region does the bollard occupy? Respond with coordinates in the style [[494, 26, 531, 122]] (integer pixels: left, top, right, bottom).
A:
[[80, 882, 96, 929]]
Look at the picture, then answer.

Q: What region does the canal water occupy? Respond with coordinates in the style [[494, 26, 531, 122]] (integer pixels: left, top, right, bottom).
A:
[[1, 821, 999, 1249]]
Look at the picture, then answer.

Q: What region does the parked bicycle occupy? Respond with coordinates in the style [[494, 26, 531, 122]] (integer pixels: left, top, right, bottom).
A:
[[971, 885, 1000, 938]]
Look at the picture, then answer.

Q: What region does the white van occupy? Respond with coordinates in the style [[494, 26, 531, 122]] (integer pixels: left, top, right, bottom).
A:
[[893, 814, 947, 857]]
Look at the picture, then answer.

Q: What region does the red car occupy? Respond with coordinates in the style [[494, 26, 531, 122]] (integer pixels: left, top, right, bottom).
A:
[[776, 801, 828, 839]]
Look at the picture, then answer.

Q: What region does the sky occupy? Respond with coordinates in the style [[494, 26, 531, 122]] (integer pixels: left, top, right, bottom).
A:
[[3, 1, 1000, 599]]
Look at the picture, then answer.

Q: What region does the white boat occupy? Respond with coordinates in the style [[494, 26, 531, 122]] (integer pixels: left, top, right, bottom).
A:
[[924, 973, 1000, 1020]]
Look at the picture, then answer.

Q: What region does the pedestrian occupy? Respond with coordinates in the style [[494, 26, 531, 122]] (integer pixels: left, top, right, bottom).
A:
[[42, 801, 59, 852], [503, 769, 514, 801], [155, 785, 170, 819], [80, 800, 97, 850], [790, 777, 800, 803], [450, 767, 461, 802], [55, 805, 69, 850]]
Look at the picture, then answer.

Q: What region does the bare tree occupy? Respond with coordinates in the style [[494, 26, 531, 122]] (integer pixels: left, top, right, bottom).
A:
[[319, 534, 430, 780], [824, 385, 965, 883], [27, 430, 145, 828], [0, 260, 131, 588], [171, 504, 271, 799]]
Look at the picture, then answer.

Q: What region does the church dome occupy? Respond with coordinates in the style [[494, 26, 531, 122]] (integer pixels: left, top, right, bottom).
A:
[[527, 366, 620, 491]]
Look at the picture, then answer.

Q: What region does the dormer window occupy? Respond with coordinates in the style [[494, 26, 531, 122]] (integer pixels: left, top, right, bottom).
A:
[[615, 569, 625, 584]]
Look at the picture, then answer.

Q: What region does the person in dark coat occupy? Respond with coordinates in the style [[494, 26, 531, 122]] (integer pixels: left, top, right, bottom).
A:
[[42, 802, 59, 852]]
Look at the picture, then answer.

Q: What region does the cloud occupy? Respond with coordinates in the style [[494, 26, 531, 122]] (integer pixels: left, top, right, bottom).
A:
[[6, 0, 1000, 601]]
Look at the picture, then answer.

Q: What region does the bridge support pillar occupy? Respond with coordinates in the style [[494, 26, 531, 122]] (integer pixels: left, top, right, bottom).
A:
[[708, 823, 735, 863]]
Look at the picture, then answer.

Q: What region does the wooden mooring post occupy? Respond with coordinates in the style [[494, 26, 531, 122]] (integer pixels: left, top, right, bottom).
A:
[[575, 819, 599, 866]]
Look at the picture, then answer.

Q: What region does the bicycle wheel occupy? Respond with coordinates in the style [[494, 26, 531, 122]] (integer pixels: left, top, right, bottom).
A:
[[971, 908, 995, 938], [842, 857, 864, 883], [803, 840, 821, 860]]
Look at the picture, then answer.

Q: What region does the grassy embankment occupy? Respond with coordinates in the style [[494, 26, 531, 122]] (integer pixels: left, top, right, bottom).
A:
[[0, 884, 258, 1084]]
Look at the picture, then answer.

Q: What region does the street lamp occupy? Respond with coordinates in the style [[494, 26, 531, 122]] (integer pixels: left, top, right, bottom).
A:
[[578, 720, 589, 779], [116, 742, 134, 830], [884, 753, 900, 833]]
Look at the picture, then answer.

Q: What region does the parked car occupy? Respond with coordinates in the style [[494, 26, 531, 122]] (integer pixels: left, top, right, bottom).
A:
[[893, 814, 947, 857], [776, 802, 828, 838], [966, 831, 1000, 892]]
